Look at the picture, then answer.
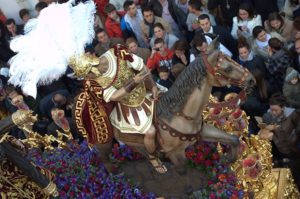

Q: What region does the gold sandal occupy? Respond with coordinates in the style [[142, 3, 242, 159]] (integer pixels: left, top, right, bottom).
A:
[[149, 156, 168, 174]]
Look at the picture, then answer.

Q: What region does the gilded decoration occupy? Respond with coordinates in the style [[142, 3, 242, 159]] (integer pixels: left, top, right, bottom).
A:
[[69, 54, 100, 79], [204, 94, 300, 198], [0, 158, 54, 199]]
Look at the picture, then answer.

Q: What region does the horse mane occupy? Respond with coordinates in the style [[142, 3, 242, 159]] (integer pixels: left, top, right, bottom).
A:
[[157, 56, 207, 121]]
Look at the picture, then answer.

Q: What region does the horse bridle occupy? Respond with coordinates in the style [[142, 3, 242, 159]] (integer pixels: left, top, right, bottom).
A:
[[202, 52, 249, 113], [202, 52, 250, 88]]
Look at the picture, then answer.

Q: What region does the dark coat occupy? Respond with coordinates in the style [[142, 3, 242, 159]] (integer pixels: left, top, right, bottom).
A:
[[0, 42, 15, 63], [265, 49, 294, 92], [198, 26, 238, 59], [238, 55, 270, 79], [207, 0, 243, 27], [39, 89, 69, 120], [172, 50, 192, 66], [242, 86, 270, 114], [249, 0, 278, 22]]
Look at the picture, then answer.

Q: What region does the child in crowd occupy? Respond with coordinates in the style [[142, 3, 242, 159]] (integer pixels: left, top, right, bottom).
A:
[[157, 66, 174, 89], [283, 67, 300, 108]]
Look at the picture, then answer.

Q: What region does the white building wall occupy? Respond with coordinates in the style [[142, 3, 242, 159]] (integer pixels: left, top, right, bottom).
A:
[[0, 0, 38, 24]]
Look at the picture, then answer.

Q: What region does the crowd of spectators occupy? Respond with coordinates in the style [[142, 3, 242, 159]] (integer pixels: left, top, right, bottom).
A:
[[1, 0, 300, 188]]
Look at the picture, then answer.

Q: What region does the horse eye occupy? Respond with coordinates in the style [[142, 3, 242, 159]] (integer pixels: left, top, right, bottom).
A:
[[224, 67, 232, 73]]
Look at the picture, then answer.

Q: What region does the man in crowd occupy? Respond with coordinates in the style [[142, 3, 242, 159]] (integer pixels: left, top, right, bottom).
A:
[[147, 38, 174, 74], [126, 37, 151, 64], [104, 3, 123, 38], [94, 28, 124, 57], [192, 32, 233, 57], [5, 19, 23, 40], [140, 6, 172, 46], [122, 0, 146, 47], [197, 14, 238, 59], [186, 0, 216, 33]]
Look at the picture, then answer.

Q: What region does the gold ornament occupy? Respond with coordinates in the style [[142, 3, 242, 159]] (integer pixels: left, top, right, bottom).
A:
[[42, 181, 59, 197], [11, 110, 37, 130], [203, 94, 299, 198], [68, 54, 100, 78]]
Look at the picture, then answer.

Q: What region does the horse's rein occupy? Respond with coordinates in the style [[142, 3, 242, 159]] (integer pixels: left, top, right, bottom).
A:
[[207, 90, 247, 110]]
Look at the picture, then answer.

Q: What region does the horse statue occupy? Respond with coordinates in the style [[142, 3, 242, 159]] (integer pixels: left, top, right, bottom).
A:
[[83, 38, 255, 174]]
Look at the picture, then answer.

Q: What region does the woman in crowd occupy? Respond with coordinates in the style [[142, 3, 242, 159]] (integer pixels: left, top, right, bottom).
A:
[[266, 37, 294, 93], [172, 40, 193, 66], [238, 37, 269, 77], [231, 3, 262, 40], [251, 25, 283, 60], [264, 12, 294, 43], [171, 40, 195, 76], [150, 22, 179, 49]]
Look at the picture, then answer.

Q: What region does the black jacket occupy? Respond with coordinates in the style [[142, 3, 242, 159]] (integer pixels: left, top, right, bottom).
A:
[[249, 0, 278, 22], [198, 26, 238, 59], [208, 0, 243, 27]]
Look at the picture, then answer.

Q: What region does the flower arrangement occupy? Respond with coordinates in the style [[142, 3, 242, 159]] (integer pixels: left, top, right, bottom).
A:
[[26, 139, 244, 198], [186, 142, 244, 199], [27, 141, 155, 199], [242, 154, 262, 179]]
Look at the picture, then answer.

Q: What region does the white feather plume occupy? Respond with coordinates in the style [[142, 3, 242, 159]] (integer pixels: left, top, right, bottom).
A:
[[8, 0, 96, 98]]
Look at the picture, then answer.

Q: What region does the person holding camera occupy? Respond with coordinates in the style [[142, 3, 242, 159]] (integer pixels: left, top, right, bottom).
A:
[[147, 38, 174, 75]]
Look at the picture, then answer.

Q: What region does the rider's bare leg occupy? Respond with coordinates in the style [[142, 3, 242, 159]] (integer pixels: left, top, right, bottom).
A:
[[144, 125, 167, 173]]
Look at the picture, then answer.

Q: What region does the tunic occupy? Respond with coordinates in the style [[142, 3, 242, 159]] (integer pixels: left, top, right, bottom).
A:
[[97, 50, 154, 134]]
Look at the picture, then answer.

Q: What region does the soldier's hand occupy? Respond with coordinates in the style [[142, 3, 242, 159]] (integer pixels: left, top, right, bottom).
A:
[[152, 86, 159, 100], [133, 70, 151, 84]]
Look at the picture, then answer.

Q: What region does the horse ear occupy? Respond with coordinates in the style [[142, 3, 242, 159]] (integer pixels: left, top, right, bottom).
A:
[[206, 36, 220, 54]]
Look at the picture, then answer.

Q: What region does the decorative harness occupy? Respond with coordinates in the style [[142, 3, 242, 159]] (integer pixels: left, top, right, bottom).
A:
[[155, 52, 250, 142]]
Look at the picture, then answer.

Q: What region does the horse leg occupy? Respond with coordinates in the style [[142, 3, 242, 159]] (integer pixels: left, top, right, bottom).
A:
[[166, 149, 187, 174], [201, 124, 240, 163], [94, 141, 113, 172]]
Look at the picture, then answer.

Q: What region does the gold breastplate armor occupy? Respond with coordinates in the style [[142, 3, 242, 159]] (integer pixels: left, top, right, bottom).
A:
[[113, 59, 146, 107]]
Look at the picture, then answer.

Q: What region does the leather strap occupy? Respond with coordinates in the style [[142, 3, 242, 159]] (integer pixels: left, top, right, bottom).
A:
[[208, 90, 247, 109], [130, 107, 140, 126], [116, 105, 121, 122], [156, 119, 202, 142], [120, 104, 130, 124]]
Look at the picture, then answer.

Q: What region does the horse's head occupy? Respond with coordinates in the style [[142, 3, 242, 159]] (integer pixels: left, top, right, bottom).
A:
[[203, 37, 255, 93]]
